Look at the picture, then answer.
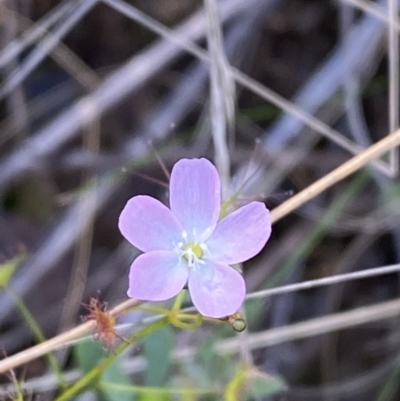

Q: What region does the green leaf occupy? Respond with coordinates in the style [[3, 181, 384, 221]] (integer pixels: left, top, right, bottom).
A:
[[74, 340, 106, 373], [74, 340, 133, 401], [143, 326, 174, 387], [225, 367, 287, 401], [244, 373, 287, 399], [101, 361, 133, 401], [197, 336, 232, 384]]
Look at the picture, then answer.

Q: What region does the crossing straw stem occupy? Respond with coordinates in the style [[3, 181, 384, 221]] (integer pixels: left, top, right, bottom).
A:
[[271, 128, 400, 223]]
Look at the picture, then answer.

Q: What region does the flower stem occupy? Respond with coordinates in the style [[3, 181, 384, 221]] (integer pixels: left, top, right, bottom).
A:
[[172, 290, 186, 311], [55, 317, 169, 401]]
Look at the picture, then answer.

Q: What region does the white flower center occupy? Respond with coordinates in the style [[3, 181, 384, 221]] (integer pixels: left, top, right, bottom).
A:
[[176, 231, 207, 269]]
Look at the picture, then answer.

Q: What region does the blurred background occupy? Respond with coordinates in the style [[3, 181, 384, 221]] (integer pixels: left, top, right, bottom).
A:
[[1, 0, 400, 400]]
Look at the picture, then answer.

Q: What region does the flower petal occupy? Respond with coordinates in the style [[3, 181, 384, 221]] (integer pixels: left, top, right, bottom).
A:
[[188, 260, 246, 318], [169, 158, 220, 242], [119, 195, 183, 252], [206, 202, 271, 264], [127, 250, 188, 301]]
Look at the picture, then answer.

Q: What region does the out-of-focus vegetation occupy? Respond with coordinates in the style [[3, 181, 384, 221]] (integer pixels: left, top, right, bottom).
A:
[[1, 0, 400, 400]]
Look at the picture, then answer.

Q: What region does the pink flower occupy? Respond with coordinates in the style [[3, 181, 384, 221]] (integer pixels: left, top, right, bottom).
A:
[[118, 158, 271, 318]]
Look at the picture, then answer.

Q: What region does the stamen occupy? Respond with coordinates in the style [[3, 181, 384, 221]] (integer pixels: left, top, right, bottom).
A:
[[181, 241, 205, 268]]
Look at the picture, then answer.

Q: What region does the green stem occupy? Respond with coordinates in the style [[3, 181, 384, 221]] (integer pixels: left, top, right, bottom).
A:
[[9, 290, 67, 390], [55, 317, 169, 401], [172, 289, 186, 311], [99, 381, 220, 396]]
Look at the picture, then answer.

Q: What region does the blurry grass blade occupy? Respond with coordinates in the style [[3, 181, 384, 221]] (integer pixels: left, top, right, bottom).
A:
[[4, 367, 25, 401], [10, 290, 67, 389], [139, 392, 169, 401], [205, 0, 235, 187], [225, 367, 246, 401], [375, 360, 400, 401], [100, 382, 218, 398], [0, 252, 24, 288]]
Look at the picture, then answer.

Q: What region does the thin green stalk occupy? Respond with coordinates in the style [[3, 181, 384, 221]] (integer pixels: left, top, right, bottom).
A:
[[99, 381, 220, 397], [172, 289, 186, 310], [375, 358, 400, 401], [9, 290, 67, 390], [55, 317, 169, 401]]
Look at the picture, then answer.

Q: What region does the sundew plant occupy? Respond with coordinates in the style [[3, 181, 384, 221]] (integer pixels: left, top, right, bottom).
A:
[[2, 1, 400, 401]]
